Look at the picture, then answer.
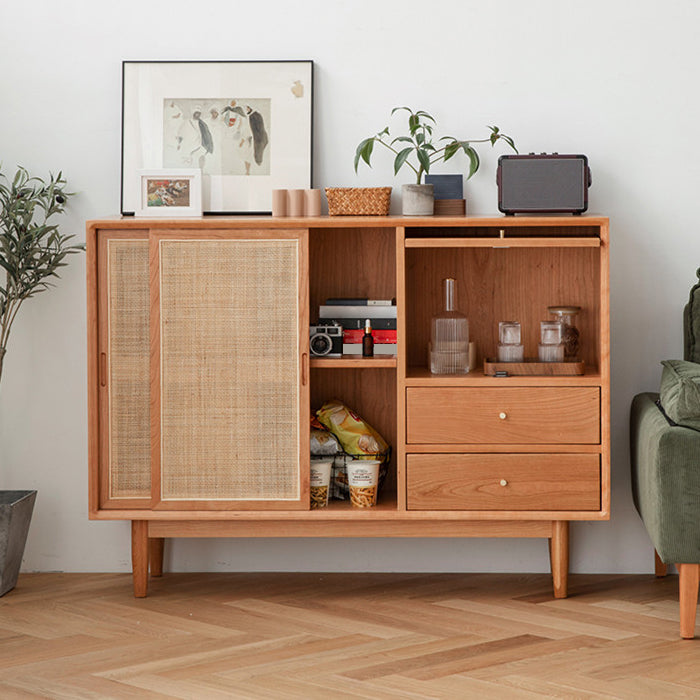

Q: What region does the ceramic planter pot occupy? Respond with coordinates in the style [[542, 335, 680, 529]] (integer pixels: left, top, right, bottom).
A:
[[401, 184, 434, 216], [0, 490, 36, 596]]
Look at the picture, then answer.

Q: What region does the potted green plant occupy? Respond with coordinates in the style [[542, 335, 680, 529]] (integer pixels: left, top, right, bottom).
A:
[[0, 166, 83, 596], [354, 106, 517, 215]]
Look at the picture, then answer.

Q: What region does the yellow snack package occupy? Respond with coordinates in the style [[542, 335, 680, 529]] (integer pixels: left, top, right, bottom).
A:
[[316, 400, 389, 456]]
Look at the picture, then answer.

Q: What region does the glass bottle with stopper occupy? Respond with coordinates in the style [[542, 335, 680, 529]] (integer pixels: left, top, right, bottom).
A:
[[430, 277, 469, 374], [548, 306, 581, 360]]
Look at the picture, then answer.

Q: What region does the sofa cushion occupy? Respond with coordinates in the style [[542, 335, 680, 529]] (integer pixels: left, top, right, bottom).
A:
[[660, 359, 700, 430]]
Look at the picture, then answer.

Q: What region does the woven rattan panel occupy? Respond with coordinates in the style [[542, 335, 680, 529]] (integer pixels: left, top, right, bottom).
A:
[[159, 239, 300, 501], [108, 239, 151, 498]]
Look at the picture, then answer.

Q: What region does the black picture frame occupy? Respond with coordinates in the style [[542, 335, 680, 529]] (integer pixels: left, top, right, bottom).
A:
[[121, 60, 314, 215]]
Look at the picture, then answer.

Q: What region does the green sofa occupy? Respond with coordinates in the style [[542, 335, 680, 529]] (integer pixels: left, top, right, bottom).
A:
[[631, 271, 700, 638]]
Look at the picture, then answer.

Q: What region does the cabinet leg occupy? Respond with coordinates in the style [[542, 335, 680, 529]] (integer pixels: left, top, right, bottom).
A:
[[549, 520, 569, 599], [131, 520, 149, 598], [149, 537, 165, 577], [655, 549, 668, 577], [678, 563, 699, 639]]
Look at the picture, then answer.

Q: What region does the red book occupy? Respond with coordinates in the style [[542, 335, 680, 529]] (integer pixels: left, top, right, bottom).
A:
[[343, 329, 397, 344]]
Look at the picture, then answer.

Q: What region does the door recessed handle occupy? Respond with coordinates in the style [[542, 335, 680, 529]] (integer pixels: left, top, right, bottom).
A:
[[100, 353, 107, 387], [301, 352, 308, 386]]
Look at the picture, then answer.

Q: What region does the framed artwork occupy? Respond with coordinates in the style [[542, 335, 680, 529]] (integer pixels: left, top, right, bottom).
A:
[[135, 169, 202, 217], [121, 60, 314, 215]]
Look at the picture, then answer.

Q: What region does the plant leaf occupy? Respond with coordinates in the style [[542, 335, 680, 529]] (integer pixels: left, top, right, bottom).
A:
[[463, 145, 480, 178], [354, 138, 375, 171], [417, 149, 431, 175], [443, 142, 460, 161], [393, 148, 413, 175], [501, 134, 518, 152], [391, 136, 414, 145], [414, 110, 436, 123]]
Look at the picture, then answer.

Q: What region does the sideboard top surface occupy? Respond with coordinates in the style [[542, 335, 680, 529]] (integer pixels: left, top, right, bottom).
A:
[[87, 214, 609, 231]]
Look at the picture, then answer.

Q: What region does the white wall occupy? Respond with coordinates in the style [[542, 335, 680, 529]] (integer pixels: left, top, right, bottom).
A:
[[1, 0, 697, 575]]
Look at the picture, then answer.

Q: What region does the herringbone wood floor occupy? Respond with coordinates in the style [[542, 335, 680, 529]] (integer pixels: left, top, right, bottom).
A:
[[0, 572, 697, 698]]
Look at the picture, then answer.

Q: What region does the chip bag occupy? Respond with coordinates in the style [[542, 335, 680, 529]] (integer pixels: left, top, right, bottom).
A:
[[316, 400, 388, 456]]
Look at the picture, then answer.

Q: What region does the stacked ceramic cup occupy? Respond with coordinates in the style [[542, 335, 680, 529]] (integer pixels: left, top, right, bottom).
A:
[[272, 189, 322, 217]]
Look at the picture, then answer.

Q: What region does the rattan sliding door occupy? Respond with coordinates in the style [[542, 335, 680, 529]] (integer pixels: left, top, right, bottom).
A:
[[151, 230, 309, 510], [97, 232, 152, 509]]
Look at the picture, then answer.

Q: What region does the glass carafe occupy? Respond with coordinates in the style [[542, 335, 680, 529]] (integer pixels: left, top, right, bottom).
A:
[[430, 278, 469, 374]]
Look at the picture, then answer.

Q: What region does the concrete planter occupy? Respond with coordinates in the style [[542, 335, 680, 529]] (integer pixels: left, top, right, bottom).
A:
[[401, 184, 434, 216], [0, 490, 36, 596]]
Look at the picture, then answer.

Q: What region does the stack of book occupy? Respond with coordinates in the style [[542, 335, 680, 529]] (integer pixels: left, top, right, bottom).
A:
[[318, 298, 397, 355]]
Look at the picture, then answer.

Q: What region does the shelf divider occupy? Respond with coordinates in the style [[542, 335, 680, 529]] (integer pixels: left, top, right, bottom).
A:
[[310, 355, 397, 369]]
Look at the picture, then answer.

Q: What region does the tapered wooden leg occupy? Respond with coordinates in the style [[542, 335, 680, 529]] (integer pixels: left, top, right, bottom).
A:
[[131, 520, 148, 598], [149, 537, 165, 578], [550, 521, 569, 599], [655, 549, 668, 577], [678, 563, 699, 639]]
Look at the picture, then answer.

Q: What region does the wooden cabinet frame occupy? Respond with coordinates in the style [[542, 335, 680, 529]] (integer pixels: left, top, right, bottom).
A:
[[87, 216, 610, 598]]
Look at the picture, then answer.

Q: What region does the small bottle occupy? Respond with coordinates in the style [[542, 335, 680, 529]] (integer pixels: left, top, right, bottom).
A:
[[362, 319, 374, 357]]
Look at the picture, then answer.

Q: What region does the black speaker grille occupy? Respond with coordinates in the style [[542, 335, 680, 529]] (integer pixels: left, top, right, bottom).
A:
[[500, 158, 586, 211]]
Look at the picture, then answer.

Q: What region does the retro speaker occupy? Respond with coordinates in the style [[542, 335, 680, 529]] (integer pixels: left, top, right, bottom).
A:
[[497, 154, 592, 215]]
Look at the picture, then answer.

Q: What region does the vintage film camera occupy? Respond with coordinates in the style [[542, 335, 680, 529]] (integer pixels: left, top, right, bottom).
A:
[[309, 323, 343, 358]]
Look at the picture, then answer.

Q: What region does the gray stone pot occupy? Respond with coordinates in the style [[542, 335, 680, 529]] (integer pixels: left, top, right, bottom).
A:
[[0, 490, 36, 596], [401, 184, 434, 216]]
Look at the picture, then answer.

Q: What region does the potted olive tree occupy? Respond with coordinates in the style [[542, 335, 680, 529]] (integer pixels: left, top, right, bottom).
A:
[[0, 166, 83, 595], [355, 106, 517, 215]]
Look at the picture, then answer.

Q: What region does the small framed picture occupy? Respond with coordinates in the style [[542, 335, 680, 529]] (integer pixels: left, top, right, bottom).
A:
[[135, 169, 202, 217]]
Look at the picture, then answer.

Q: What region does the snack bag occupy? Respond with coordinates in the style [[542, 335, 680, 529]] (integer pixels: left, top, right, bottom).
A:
[[310, 429, 340, 456], [316, 400, 389, 456]]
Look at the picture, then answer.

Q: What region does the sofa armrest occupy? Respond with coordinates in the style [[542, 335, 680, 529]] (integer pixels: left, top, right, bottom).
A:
[[631, 392, 700, 563]]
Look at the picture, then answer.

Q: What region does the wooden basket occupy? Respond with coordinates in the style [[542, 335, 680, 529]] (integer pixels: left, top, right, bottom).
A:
[[325, 187, 391, 216]]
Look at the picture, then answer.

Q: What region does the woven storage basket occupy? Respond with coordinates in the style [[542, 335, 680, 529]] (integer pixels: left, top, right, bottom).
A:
[[325, 187, 391, 216]]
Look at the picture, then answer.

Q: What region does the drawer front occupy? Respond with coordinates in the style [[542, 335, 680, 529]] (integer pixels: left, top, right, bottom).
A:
[[406, 453, 601, 511], [406, 387, 600, 444]]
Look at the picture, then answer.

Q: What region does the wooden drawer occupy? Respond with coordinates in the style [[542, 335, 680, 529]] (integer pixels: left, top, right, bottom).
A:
[[406, 453, 601, 511], [406, 387, 600, 444]]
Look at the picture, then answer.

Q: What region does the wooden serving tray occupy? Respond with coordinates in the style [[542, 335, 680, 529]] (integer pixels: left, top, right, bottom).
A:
[[483, 358, 585, 376]]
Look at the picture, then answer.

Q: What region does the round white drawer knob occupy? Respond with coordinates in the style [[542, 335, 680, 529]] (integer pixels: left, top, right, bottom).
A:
[[499, 412, 507, 420], [500, 479, 508, 486]]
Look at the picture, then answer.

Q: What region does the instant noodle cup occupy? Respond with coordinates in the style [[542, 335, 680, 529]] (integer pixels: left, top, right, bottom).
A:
[[310, 459, 333, 509], [346, 459, 381, 508]]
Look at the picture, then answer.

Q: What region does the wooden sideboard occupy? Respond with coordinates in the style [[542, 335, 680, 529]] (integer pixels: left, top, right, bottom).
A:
[[86, 215, 610, 597]]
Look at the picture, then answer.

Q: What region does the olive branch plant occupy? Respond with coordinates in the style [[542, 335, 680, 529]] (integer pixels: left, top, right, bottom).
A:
[[0, 166, 84, 384], [354, 106, 518, 184]]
